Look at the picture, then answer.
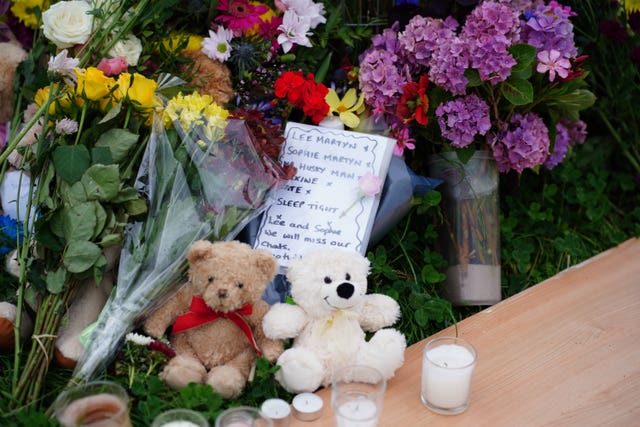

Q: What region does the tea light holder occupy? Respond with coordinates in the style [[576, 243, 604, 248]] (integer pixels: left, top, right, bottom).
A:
[[151, 408, 209, 427], [260, 398, 291, 427], [421, 336, 478, 415], [291, 392, 324, 421]]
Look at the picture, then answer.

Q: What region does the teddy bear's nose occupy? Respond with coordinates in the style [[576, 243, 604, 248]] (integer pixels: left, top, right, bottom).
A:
[[218, 289, 228, 298], [336, 283, 354, 299]]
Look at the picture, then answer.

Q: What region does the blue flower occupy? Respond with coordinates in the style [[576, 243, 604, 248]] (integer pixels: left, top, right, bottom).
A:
[[0, 214, 23, 256]]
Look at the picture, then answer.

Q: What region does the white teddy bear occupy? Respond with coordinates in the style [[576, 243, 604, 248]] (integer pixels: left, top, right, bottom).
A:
[[262, 248, 407, 394]]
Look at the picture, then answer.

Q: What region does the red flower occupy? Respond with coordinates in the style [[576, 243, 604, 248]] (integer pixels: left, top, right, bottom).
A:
[[396, 74, 430, 125], [560, 55, 588, 83], [274, 71, 330, 124], [148, 340, 176, 358], [274, 71, 306, 105]]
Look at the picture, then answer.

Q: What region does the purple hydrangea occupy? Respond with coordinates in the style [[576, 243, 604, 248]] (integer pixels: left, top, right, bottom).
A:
[[436, 94, 491, 148], [521, 1, 578, 59], [544, 122, 571, 169], [544, 119, 587, 169], [399, 15, 469, 94], [462, 1, 521, 85], [359, 24, 411, 120], [489, 112, 550, 173]]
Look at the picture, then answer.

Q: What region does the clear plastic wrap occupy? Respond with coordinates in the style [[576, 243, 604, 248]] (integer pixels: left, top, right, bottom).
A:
[[72, 108, 287, 381]]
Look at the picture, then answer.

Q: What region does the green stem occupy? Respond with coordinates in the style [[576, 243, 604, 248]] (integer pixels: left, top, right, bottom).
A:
[[597, 110, 640, 174]]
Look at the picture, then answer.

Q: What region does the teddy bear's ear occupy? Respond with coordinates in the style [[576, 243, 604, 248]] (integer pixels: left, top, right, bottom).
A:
[[253, 250, 278, 282], [187, 240, 213, 264]]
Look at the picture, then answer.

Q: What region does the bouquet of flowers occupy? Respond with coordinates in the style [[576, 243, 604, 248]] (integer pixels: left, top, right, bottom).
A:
[[72, 90, 291, 383], [358, 0, 595, 173], [0, 0, 250, 407]]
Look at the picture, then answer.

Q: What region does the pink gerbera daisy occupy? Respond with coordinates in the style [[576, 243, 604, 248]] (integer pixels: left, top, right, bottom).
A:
[[215, 0, 269, 36]]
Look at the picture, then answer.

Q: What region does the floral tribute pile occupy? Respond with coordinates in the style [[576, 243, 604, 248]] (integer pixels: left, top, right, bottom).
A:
[[1, 0, 367, 412], [0, 0, 597, 420]]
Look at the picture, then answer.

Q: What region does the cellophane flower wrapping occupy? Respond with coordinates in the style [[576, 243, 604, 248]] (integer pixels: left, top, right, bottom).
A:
[[73, 107, 287, 381]]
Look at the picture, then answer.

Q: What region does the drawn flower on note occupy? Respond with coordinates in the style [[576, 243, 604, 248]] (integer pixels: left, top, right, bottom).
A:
[[340, 172, 383, 218]]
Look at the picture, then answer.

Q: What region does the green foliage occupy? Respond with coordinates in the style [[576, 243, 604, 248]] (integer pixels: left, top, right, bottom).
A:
[[367, 192, 454, 345]]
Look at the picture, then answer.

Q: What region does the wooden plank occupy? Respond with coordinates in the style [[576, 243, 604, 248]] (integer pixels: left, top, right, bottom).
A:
[[287, 238, 640, 426]]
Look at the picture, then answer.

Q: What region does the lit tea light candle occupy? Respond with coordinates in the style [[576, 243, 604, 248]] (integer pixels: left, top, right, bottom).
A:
[[421, 337, 477, 415], [260, 398, 291, 427], [291, 392, 324, 421]]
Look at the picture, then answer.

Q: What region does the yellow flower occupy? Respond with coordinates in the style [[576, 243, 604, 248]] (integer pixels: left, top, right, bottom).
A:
[[162, 34, 204, 53], [10, 0, 49, 29], [163, 92, 229, 135], [625, 0, 640, 13], [127, 73, 160, 110], [34, 84, 73, 115], [246, 2, 275, 37], [325, 88, 365, 129], [75, 67, 116, 101], [113, 73, 132, 103]]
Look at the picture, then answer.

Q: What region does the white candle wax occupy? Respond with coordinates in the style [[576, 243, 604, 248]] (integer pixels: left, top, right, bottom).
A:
[[318, 115, 345, 130], [335, 398, 379, 427], [422, 344, 475, 409], [160, 422, 200, 427], [291, 393, 323, 421], [260, 398, 290, 426]]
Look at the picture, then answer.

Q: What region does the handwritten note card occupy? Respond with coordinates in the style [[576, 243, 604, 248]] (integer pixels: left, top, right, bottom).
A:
[[253, 121, 396, 271]]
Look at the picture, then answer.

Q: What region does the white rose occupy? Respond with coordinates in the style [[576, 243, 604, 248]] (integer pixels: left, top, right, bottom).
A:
[[108, 34, 143, 66], [42, 1, 93, 49]]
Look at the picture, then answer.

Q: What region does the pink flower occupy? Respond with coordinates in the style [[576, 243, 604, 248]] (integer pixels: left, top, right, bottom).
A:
[[358, 172, 383, 196], [215, 0, 269, 36], [277, 11, 313, 53], [340, 172, 384, 218], [97, 57, 129, 76], [536, 49, 571, 82]]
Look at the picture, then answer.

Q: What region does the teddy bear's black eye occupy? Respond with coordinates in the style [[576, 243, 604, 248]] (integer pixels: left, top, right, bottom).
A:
[[208, 276, 214, 283], [345, 273, 351, 281], [324, 276, 332, 284], [237, 282, 244, 289]]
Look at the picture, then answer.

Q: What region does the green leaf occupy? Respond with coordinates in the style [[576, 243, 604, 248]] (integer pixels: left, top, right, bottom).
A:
[[463, 68, 482, 87], [112, 186, 142, 203], [546, 89, 597, 120], [91, 146, 114, 165], [99, 233, 122, 247], [456, 147, 476, 164], [63, 181, 88, 205], [421, 264, 446, 284], [502, 78, 534, 105], [53, 145, 91, 184], [95, 128, 139, 163], [82, 164, 120, 201], [64, 240, 102, 273], [508, 43, 537, 72], [125, 198, 148, 216], [315, 52, 333, 83], [45, 267, 67, 294], [62, 203, 97, 242], [92, 201, 107, 239]]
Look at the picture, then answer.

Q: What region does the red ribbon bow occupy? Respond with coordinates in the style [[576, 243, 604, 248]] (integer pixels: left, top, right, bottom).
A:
[[172, 296, 262, 356]]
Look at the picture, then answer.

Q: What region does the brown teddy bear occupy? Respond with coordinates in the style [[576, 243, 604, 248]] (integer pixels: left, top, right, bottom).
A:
[[0, 36, 28, 124], [180, 49, 234, 106], [143, 240, 284, 399]]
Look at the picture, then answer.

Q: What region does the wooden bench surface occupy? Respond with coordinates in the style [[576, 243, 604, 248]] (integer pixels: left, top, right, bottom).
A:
[[287, 238, 640, 427]]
